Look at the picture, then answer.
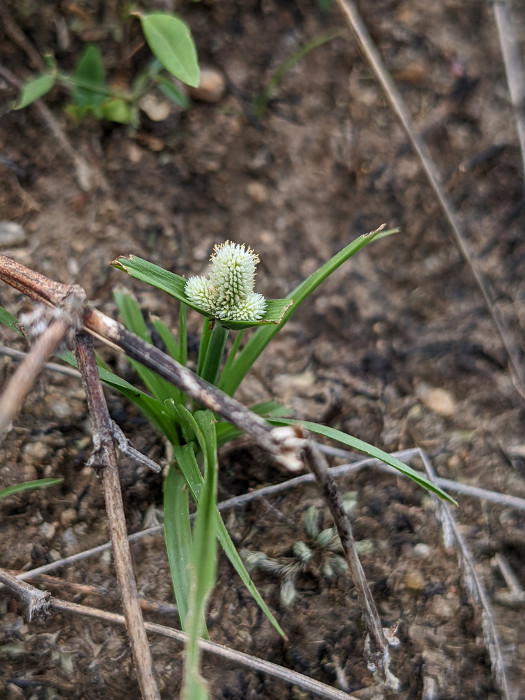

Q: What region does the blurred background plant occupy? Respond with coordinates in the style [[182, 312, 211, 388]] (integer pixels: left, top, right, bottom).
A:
[[13, 11, 199, 126]]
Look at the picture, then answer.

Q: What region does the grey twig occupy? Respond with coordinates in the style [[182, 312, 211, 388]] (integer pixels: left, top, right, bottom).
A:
[[0, 288, 86, 442], [333, 0, 525, 397], [112, 421, 162, 473], [0, 568, 50, 621], [50, 597, 357, 700], [299, 434, 401, 691], [74, 333, 160, 700], [419, 450, 512, 700]]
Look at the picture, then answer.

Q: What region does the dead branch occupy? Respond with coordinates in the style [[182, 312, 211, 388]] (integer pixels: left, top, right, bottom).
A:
[[0, 567, 50, 620], [74, 333, 161, 700], [50, 597, 357, 700], [298, 432, 400, 691]]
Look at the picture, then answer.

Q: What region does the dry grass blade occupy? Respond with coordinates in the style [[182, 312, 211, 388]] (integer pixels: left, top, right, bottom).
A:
[[333, 0, 525, 397], [419, 450, 512, 700], [493, 0, 525, 178]]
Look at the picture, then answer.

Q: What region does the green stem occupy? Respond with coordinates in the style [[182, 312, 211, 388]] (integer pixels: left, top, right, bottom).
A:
[[199, 322, 229, 386], [219, 330, 244, 384], [179, 302, 187, 368], [196, 318, 212, 378]]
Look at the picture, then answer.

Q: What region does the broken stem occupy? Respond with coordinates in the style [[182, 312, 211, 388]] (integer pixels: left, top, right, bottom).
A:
[[0, 317, 70, 440], [74, 333, 160, 700], [0, 567, 50, 621]]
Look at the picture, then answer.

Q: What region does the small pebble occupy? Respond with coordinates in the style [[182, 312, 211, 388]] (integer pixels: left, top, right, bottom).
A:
[[405, 570, 426, 591], [417, 385, 457, 417], [22, 441, 49, 465], [51, 400, 72, 420], [413, 543, 432, 558], [39, 521, 56, 540], [246, 181, 268, 203], [139, 93, 171, 121], [61, 527, 79, 555], [189, 67, 226, 103], [60, 508, 77, 528], [0, 221, 26, 247], [21, 464, 38, 482]]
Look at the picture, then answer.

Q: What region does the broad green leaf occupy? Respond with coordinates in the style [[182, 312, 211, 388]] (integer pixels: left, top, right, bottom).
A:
[[219, 227, 398, 395], [71, 45, 106, 111], [111, 255, 292, 329], [0, 305, 22, 334], [14, 74, 55, 109], [0, 478, 63, 500], [271, 418, 456, 503], [164, 459, 193, 630], [140, 13, 200, 88]]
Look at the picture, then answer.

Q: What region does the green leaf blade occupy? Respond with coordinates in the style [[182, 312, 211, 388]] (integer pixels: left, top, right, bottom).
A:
[[219, 227, 398, 395], [271, 418, 456, 503], [15, 74, 55, 109], [0, 478, 63, 500], [140, 13, 200, 88]]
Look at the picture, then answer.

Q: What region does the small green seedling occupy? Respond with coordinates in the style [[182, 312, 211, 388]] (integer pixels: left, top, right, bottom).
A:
[[0, 478, 63, 500], [252, 29, 340, 121], [242, 493, 373, 606], [14, 12, 199, 125]]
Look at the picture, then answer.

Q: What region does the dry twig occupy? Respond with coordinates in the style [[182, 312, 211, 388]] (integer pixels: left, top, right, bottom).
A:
[[419, 450, 512, 700], [74, 333, 161, 700], [333, 0, 525, 397]]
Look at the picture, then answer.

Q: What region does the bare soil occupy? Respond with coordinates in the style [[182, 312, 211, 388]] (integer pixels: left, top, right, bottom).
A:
[[0, 1, 524, 698]]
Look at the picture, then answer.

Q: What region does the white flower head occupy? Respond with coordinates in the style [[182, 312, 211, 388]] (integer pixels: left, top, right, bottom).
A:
[[185, 241, 266, 322]]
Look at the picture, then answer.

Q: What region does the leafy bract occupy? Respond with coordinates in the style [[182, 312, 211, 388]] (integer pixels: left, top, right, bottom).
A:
[[111, 255, 292, 329]]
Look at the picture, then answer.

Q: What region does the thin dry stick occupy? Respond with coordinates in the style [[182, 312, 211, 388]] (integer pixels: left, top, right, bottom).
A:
[[8, 445, 525, 592], [0, 567, 50, 620], [300, 435, 400, 691], [493, 0, 525, 178], [419, 450, 511, 700], [50, 598, 356, 700], [0, 317, 70, 439], [0, 61, 98, 193], [334, 0, 525, 396], [74, 333, 160, 700]]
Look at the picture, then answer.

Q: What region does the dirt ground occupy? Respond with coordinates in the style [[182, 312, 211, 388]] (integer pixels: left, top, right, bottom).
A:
[[0, 1, 524, 698]]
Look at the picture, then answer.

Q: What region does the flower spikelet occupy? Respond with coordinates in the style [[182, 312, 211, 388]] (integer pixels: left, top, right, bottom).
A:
[[185, 241, 266, 321]]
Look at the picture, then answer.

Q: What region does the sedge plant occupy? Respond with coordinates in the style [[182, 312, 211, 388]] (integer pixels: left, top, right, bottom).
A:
[[107, 230, 453, 695], [0, 231, 454, 698]]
